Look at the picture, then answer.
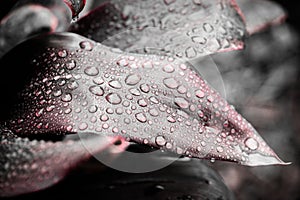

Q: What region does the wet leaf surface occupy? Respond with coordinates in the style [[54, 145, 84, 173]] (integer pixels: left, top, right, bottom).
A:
[[70, 0, 246, 59], [0, 126, 121, 197], [0, 32, 288, 167]]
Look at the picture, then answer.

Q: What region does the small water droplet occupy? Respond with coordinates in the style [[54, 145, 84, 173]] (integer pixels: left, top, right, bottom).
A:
[[79, 41, 93, 51], [106, 93, 122, 105], [84, 66, 99, 76], [244, 137, 259, 150], [155, 136, 166, 146], [58, 49, 67, 58], [35, 108, 44, 118], [129, 88, 141, 96], [109, 80, 122, 89], [195, 90, 205, 98], [61, 93, 72, 102], [192, 36, 207, 44], [163, 64, 175, 73], [100, 114, 109, 122], [163, 77, 178, 89], [117, 58, 129, 67], [140, 84, 150, 93], [125, 74, 141, 85], [53, 89, 62, 97], [185, 47, 197, 58], [149, 108, 159, 117], [216, 146, 223, 153], [89, 86, 104, 96], [79, 122, 88, 130], [67, 81, 79, 90], [203, 23, 214, 33], [88, 105, 98, 113], [65, 60, 76, 70], [93, 77, 104, 85], [138, 99, 148, 107]]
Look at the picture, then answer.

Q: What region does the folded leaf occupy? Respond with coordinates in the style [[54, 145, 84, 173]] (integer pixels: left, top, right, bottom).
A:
[[70, 0, 246, 59], [0, 32, 288, 167], [236, 0, 287, 35], [0, 126, 122, 197]]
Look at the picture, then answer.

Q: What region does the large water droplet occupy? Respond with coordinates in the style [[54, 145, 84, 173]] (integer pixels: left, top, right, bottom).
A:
[[89, 86, 104, 96], [135, 112, 147, 123], [185, 47, 197, 58], [84, 66, 99, 76], [163, 77, 178, 89], [106, 93, 122, 105], [125, 74, 141, 85], [244, 137, 259, 150]]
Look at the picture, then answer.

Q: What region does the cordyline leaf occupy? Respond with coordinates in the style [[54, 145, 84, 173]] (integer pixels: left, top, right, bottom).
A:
[[0, 0, 72, 58], [0, 32, 289, 167], [70, 0, 246, 59], [0, 126, 124, 197], [236, 0, 287, 35]]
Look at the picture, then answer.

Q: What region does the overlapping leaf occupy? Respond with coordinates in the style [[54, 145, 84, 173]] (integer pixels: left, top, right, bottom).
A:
[[0, 32, 288, 167], [0, 125, 123, 197], [236, 0, 287, 35], [70, 0, 246, 59]]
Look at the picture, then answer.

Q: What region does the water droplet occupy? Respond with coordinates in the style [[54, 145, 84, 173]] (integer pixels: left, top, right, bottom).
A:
[[167, 116, 176, 123], [174, 97, 189, 109], [79, 41, 93, 51], [164, 0, 175, 5], [106, 93, 122, 105], [195, 90, 205, 98], [192, 36, 207, 44], [35, 108, 44, 118], [100, 114, 109, 122], [89, 86, 104, 96], [53, 89, 62, 97], [149, 96, 159, 104], [155, 136, 166, 146], [185, 47, 197, 58], [203, 23, 214, 33], [88, 105, 98, 113], [109, 80, 122, 89], [163, 64, 175, 73], [93, 77, 104, 85], [244, 137, 259, 150], [58, 49, 67, 58], [61, 93, 72, 102], [207, 95, 214, 102], [149, 108, 159, 117], [129, 88, 141, 96], [79, 122, 88, 130], [163, 77, 178, 89], [140, 84, 150, 93], [117, 58, 129, 67], [135, 112, 147, 123], [67, 81, 79, 90], [216, 146, 223, 153], [138, 99, 148, 107], [66, 60, 76, 70], [125, 74, 141, 85], [84, 66, 99, 76]]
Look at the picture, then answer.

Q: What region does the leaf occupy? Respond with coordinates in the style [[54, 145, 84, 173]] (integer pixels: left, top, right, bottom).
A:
[[0, 32, 289, 167], [0, 0, 72, 58], [236, 0, 287, 35], [0, 125, 123, 197], [70, 0, 246, 59], [63, 0, 87, 18]]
